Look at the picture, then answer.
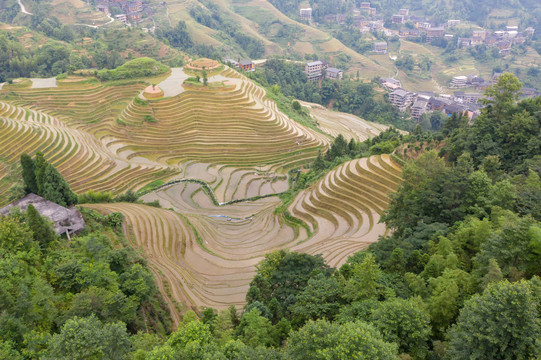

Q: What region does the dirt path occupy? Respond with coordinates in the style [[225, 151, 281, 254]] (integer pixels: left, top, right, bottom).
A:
[[17, 0, 32, 15]]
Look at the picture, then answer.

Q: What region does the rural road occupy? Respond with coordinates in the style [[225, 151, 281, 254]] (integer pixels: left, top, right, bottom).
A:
[[17, 0, 32, 15]]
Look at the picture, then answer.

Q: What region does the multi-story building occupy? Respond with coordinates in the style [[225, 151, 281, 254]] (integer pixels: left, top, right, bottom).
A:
[[398, 8, 409, 16], [300, 8, 312, 21], [524, 27, 535, 37], [125, 1, 142, 13], [224, 59, 239, 68], [115, 14, 128, 25], [473, 30, 487, 39], [325, 68, 343, 80], [389, 89, 414, 111], [373, 42, 387, 54], [239, 59, 255, 71], [305, 60, 327, 81], [380, 78, 401, 90], [392, 15, 405, 24], [453, 91, 482, 104], [425, 27, 445, 41], [411, 99, 428, 119], [450, 76, 468, 88]]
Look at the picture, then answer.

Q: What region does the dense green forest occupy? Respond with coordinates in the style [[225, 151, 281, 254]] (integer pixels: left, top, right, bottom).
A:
[[247, 59, 413, 130], [0, 187, 172, 359]]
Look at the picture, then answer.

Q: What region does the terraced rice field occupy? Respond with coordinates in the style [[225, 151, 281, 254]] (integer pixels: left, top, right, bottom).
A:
[[0, 67, 332, 204], [299, 101, 391, 142], [0, 101, 174, 205], [107, 68, 329, 171], [0, 66, 402, 324], [85, 154, 402, 325]]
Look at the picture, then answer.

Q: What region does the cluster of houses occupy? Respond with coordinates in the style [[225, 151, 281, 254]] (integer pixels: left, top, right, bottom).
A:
[[301, 2, 535, 56], [384, 79, 483, 120], [382, 74, 539, 121], [304, 60, 343, 81], [456, 26, 535, 55], [95, 0, 150, 25]]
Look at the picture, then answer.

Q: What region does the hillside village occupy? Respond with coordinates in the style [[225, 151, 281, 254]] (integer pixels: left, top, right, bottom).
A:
[[295, 1, 539, 121], [381, 73, 539, 120], [300, 1, 535, 56]]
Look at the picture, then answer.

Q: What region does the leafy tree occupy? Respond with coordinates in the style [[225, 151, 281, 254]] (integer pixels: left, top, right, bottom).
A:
[[41, 164, 78, 207], [0, 216, 37, 258], [162, 21, 193, 49], [481, 258, 503, 289], [342, 253, 385, 303], [287, 320, 398, 360], [26, 204, 57, 250], [473, 211, 539, 279], [480, 73, 523, 123], [213, 310, 235, 345], [427, 269, 474, 337], [291, 273, 343, 325], [0, 340, 22, 360], [20, 153, 38, 194], [34, 152, 48, 196], [516, 169, 541, 220], [448, 279, 541, 360], [370, 297, 431, 359], [246, 250, 333, 317], [119, 264, 155, 302], [168, 320, 213, 349], [46, 316, 131, 360], [236, 308, 274, 347]]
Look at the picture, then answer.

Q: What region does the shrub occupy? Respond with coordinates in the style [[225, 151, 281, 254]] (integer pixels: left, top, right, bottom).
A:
[[98, 58, 169, 81], [106, 212, 124, 227], [133, 97, 148, 106], [144, 115, 157, 123], [78, 190, 114, 204]]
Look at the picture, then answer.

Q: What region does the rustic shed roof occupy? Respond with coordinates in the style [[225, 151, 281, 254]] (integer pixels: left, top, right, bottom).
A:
[[0, 194, 85, 235]]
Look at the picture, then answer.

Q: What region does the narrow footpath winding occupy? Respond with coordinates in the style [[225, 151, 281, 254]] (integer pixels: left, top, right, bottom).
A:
[[17, 0, 32, 15]]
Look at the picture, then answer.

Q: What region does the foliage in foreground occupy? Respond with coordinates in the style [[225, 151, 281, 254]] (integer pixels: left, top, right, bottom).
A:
[[0, 206, 171, 359]]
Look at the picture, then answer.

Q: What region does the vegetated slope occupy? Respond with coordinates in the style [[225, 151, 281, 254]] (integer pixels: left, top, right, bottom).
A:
[[157, 0, 390, 77], [85, 154, 402, 322]]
